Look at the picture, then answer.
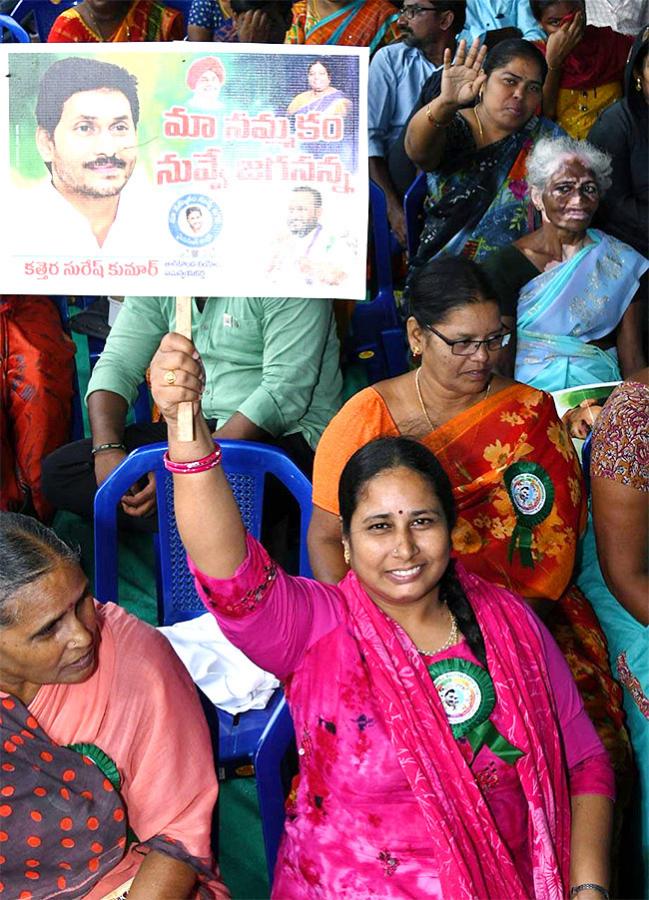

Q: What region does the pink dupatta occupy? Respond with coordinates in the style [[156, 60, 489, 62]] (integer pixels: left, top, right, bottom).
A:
[[341, 561, 570, 898]]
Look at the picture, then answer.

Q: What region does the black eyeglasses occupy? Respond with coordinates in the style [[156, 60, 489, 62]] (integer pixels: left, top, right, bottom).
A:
[[425, 325, 512, 356], [398, 4, 440, 19]]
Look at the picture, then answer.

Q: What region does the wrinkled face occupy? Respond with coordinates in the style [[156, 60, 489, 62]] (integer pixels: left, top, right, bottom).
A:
[[482, 56, 544, 131], [398, 1, 449, 49], [344, 467, 451, 615], [0, 563, 99, 705], [287, 192, 320, 235], [36, 88, 137, 200], [409, 300, 505, 395], [538, 1, 585, 35], [535, 158, 600, 231], [308, 63, 331, 92]]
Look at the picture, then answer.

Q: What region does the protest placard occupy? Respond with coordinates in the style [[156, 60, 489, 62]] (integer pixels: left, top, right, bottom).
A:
[[551, 382, 620, 460], [0, 43, 368, 298]]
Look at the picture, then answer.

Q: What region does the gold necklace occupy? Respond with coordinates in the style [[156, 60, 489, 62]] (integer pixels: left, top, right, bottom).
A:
[[415, 367, 437, 431], [416, 609, 459, 655], [415, 368, 493, 433], [473, 105, 484, 146]]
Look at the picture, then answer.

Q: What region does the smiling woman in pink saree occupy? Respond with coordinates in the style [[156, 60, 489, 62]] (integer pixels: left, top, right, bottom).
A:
[[149, 332, 615, 899]]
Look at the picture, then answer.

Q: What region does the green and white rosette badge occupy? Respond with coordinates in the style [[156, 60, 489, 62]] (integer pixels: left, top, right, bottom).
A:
[[428, 659, 523, 765], [66, 742, 139, 844], [504, 461, 554, 568]]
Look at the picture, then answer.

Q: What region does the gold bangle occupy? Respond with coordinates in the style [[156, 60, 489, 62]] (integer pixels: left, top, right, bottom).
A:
[[426, 103, 452, 128]]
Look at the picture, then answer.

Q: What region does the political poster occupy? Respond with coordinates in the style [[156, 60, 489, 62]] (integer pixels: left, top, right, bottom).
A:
[[551, 381, 619, 460], [0, 43, 368, 298]]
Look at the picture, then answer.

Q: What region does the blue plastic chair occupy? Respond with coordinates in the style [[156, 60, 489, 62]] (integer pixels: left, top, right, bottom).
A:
[[93, 439, 304, 883], [404, 171, 427, 260], [10, 0, 78, 40], [0, 11, 29, 40], [94, 439, 313, 621], [346, 181, 408, 384]]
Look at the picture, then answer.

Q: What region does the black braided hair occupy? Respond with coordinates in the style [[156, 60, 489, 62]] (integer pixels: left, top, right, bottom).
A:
[[339, 436, 487, 668], [439, 560, 487, 668]]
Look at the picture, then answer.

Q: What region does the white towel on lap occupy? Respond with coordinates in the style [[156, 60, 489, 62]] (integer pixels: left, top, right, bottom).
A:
[[159, 614, 279, 714]]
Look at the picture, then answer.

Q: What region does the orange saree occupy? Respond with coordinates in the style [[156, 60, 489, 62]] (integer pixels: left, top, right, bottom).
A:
[[286, 0, 400, 53], [313, 381, 630, 778]]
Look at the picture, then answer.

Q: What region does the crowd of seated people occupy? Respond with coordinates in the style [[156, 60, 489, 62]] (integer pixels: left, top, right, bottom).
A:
[[1, 1, 647, 898]]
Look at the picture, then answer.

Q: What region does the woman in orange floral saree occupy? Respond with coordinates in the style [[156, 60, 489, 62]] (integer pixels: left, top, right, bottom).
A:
[[309, 257, 630, 787]]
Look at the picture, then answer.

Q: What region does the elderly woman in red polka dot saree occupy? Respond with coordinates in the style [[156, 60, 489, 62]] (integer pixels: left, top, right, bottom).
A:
[[0, 514, 228, 900]]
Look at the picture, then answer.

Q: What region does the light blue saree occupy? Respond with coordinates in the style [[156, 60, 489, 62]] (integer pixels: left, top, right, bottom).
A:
[[515, 229, 648, 391]]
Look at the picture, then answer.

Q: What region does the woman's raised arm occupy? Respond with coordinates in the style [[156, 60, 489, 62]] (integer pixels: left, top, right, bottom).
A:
[[150, 332, 247, 578], [405, 38, 487, 171]]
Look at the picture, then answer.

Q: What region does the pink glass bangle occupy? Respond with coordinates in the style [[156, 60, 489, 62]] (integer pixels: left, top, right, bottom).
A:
[[163, 443, 222, 474]]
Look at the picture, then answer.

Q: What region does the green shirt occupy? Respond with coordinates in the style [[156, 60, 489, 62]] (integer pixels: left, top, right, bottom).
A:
[[87, 298, 342, 449]]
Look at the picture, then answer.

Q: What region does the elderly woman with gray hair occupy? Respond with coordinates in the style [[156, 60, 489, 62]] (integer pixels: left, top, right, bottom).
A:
[[482, 134, 648, 389], [0, 512, 228, 899]]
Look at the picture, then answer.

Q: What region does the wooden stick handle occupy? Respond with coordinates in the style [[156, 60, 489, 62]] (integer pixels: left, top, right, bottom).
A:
[[175, 297, 194, 442]]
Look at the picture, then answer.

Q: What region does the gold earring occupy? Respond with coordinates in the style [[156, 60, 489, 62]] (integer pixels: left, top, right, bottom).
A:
[[411, 346, 422, 358], [636, 75, 643, 92], [343, 545, 350, 565]]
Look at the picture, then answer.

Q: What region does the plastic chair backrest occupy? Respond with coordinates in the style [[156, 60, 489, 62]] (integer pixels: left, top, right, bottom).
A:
[[0, 12, 30, 40], [404, 170, 427, 260], [348, 181, 408, 381], [369, 178, 394, 299], [94, 440, 313, 624], [346, 182, 408, 383], [94, 439, 304, 887], [11, 0, 78, 40]]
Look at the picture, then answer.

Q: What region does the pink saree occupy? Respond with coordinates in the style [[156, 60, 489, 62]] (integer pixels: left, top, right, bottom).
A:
[[345, 562, 570, 898], [192, 536, 580, 897]]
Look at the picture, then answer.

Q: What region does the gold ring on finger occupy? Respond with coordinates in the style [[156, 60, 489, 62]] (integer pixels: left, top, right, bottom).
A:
[[164, 369, 177, 385]]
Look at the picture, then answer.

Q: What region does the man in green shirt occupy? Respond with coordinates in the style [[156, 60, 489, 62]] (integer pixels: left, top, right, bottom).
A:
[[42, 298, 342, 531]]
